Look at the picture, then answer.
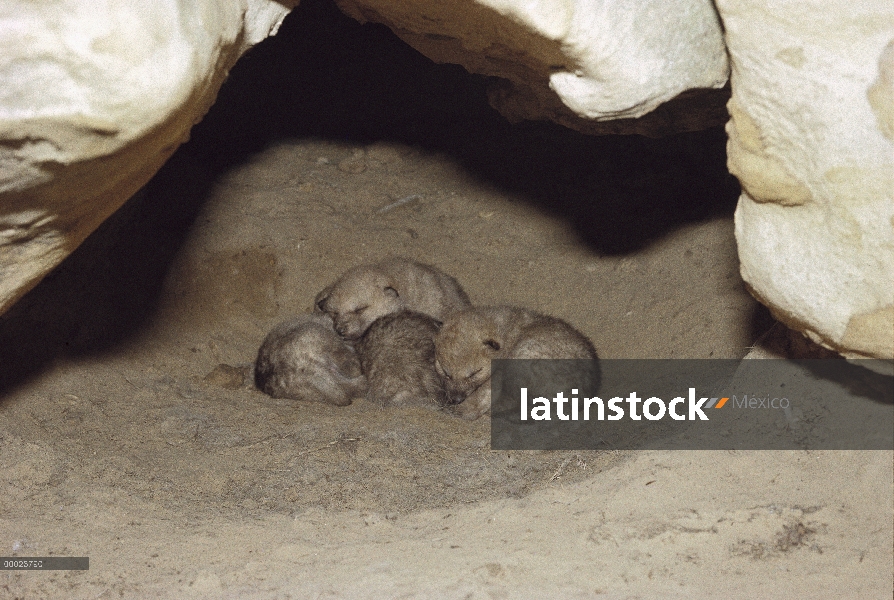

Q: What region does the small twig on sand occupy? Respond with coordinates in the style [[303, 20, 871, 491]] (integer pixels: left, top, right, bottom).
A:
[[377, 194, 420, 214], [550, 457, 574, 481], [296, 437, 361, 456], [239, 432, 297, 448]]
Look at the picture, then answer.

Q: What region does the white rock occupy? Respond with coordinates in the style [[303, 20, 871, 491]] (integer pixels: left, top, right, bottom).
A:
[[0, 0, 295, 314], [334, 0, 729, 132], [717, 0, 894, 359]]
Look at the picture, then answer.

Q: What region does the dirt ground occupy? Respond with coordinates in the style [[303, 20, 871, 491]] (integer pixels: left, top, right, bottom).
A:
[[1, 1, 891, 598]]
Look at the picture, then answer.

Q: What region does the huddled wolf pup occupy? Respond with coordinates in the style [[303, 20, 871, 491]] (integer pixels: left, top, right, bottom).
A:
[[314, 257, 471, 341], [255, 313, 367, 406], [434, 306, 597, 420], [356, 310, 446, 407]]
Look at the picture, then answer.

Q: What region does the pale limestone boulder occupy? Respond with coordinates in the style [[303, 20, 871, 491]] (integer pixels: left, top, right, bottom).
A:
[[716, 1, 894, 360], [334, 0, 730, 136], [0, 0, 296, 315]]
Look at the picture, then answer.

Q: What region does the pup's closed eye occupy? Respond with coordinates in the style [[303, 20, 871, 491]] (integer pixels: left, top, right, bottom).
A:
[[436, 361, 451, 379]]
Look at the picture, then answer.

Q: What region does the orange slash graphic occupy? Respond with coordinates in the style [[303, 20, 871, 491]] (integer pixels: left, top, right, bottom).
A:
[[715, 397, 728, 409]]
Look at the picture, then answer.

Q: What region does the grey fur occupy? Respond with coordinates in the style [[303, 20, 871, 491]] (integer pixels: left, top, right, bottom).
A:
[[356, 311, 446, 407], [255, 313, 367, 406], [314, 257, 471, 341], [434, 306, 598, 420]]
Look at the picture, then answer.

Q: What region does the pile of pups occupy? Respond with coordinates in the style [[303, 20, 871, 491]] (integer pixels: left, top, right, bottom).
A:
[[254, 257, 597, 420]]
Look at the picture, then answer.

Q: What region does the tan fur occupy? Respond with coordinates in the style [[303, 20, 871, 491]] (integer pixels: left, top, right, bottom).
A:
[[434, 306, 597, 420], [355, 311, 446, 407], [314, 257, 471, 340], [255, 313, 367, 406]]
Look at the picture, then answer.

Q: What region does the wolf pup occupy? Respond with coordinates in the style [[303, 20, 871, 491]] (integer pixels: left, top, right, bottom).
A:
[[315, 257, 470, 340], [434, 306, 597, 420], [356, 310, 446, 407], [255, 313, 367, 406]]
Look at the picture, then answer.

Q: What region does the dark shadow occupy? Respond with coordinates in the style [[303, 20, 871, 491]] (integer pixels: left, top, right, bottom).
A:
[[194, 0, 739, 253], [0, 150, 216, 393], [0, 0, 740, 395], [798, 360, 894, 406], [748, 302, 777, 345]]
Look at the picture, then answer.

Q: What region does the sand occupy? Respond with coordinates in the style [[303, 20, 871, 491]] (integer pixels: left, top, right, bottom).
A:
[[1, 1, 891, 597]]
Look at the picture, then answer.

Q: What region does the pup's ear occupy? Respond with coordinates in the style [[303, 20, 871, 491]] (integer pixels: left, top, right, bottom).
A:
[[484, 339, 501, 351], [314, 287, 331, 312], [384, 286, 399, 298]]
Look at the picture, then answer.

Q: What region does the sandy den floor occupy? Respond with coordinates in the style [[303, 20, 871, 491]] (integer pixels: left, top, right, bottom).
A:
[[1, 1, 891, 598]]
